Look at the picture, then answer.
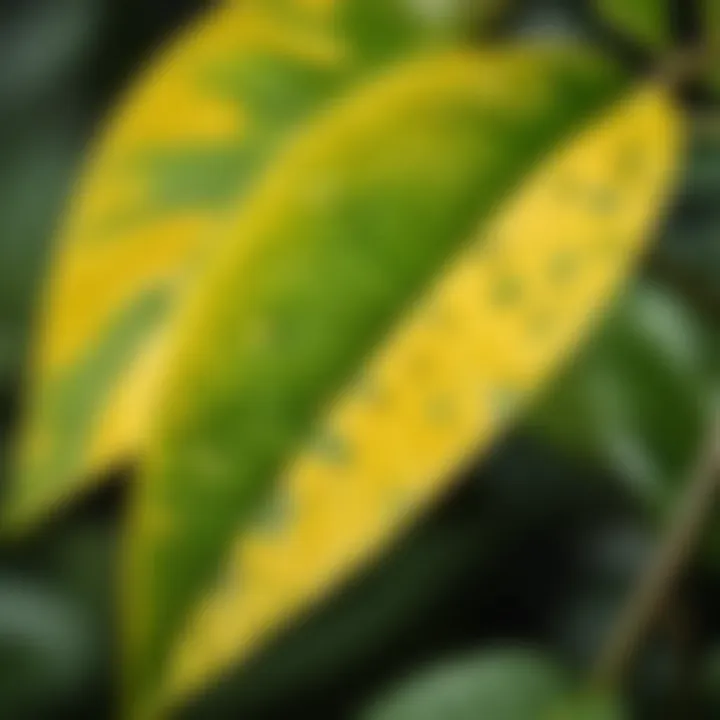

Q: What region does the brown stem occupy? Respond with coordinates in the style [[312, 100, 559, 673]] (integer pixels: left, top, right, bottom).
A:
[[656, 47, 716, 89], [592, 401, 720, 689]]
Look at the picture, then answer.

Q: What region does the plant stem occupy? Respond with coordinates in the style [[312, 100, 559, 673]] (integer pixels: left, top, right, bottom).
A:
[[592, 401, 720, 689], [657, 47, 716, 89]]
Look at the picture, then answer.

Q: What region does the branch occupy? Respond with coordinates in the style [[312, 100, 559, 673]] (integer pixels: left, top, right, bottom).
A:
[[592, 401, 720, 689]]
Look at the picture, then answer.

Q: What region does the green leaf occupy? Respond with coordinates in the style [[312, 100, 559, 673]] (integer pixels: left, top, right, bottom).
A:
[[534, 117, 719, 511], [594, 0, 671, 50], [701, 646, 720, 714], [0, 0, 101, 112], [361, 650, 567, 720], [0, 116, 85, 386], [594, 0, 720, 95], [532, 281, 711, 511], [0, 577, 94, 717], [552, 693, 626, 720], [677, 117, 720, 206], [656, 118, 720, 313], [705, 0, 720, 96], [361, 649, 625, 720], [6, 0, 489, 532], [123, 48, 681, 717]]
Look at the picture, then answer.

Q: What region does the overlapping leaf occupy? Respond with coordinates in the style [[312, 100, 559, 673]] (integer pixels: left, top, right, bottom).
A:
[[595, 0, 671, 50], [362, 650, 567, 720], [361, 649, 623, 720], [533, 281, 711, 511], [595, 0, 720, 93], [6, 0, 491, 531], [708, 0, 720, 92], [122, 46, 681, 717]]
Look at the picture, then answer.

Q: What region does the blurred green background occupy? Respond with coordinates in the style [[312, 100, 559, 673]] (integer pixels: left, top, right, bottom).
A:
[[0, 0, 717, 718]]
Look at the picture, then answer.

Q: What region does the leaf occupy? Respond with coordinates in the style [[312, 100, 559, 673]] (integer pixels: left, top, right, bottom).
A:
[[360, 649, 624, 720], [0, 0, 101, 115], [706, 0, 720, 93], [123, 48, 681, 717], [553, 693, 626, 720], [701, 646, 720, 713], [676, 117, 720, 207], [183, 505, 491, 717], [6, 0, 490, 532], [0, 577, 94, 717], [531, 281, 711, 511], [360, 649, 567, 720], [533, 116, 719, 511], [0, 115, 85, 387], [656, 117, 720, 310], [594, 0, 671, 50], [594, 0, 720, 96]]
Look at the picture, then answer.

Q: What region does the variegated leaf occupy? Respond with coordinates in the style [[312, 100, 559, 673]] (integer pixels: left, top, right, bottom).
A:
[[6, 0, 499, 531], [122, 48, 682, 718]]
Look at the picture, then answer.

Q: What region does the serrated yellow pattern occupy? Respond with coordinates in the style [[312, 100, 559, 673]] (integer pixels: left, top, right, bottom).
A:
[[164, 86, 680, 706]]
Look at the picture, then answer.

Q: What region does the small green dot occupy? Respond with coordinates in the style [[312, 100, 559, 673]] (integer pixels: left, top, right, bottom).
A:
[[549, 250, 579, 283], [312, 429, 351, 465], [589, 186, 619, 214], [431, 302, 454, 328], [555, 174, 578, 200], [616, 142, 644, 180], [426, 395, 455, 425], [527, 311, 555, 339], [491, 274, 523, 307], [254, 487, 293, 533], [597, 235, 625, 256], [410, 354, 433, 377]]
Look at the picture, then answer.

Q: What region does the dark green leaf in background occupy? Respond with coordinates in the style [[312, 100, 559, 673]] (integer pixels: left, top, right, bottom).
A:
[[656, 117, 720, 323], [361, 649, 624, 720], [594, 0, 720, 95], [361, 650, 566, 720], [532, 281, 711, 512], [0, 119, 86, 386], [593, 0, 670, 50], [0, 0, 100, 388], [0, 577, 94, 717]]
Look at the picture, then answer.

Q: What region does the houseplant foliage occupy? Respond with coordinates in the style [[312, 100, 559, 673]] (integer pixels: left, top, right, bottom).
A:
[[3, 0, 717, 717]]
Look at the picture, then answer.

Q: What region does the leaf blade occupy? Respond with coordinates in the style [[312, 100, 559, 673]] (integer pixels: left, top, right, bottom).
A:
[[594, 0, 671, 50], [707, 0, 720, 93], [6, 0, 483, 532], [361, 649, 567, 720], [159, 80, 680, 713], [120, 47, 666, 717]]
